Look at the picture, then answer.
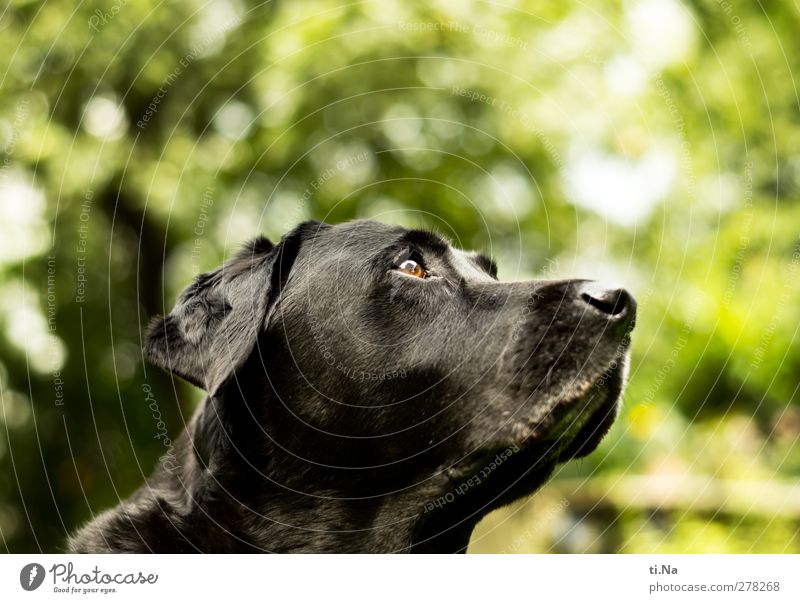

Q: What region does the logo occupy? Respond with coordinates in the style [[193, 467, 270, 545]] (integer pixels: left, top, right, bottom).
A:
[[20, 563, 45, 591]]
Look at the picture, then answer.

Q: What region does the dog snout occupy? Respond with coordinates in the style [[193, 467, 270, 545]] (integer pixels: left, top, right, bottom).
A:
[[578, 281, 637, 331]]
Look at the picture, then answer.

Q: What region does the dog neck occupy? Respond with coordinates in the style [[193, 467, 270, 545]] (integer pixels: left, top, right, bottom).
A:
[[171, 392, 479, 553]]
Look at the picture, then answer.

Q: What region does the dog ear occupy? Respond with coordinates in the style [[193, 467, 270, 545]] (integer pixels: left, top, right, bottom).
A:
[[144, 222, 321, 394]]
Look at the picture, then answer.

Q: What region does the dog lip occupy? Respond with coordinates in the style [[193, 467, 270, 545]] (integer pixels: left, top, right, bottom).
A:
[[554, 362, 625, 461], [509, 356, 626, 459], [449, 356, 626, 480]]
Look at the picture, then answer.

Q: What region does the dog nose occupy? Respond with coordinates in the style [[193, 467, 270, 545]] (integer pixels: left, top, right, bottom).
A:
[[579, 282, 636, 328]]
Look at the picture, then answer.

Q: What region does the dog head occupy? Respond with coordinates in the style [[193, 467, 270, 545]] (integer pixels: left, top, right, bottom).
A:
[[145, 219, 635, 549]]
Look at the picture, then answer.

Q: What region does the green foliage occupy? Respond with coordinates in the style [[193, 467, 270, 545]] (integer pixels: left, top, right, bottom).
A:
[[0, 0, 797, 552]]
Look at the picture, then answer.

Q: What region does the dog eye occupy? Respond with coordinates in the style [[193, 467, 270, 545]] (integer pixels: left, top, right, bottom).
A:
[[396, 259, 428, 279]]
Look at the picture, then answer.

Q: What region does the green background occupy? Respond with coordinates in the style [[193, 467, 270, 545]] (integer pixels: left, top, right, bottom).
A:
[[0, 0, 798, 553]]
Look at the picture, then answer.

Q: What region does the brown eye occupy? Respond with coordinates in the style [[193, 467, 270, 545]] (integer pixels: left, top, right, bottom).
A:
[[397, 259, 427, 279]]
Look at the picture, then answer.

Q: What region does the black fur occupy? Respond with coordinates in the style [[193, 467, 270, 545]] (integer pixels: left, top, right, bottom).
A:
[[68, 219, 636, 553]]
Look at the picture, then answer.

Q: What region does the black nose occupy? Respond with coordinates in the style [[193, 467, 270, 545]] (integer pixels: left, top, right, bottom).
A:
[[579, 282, 636, 328]]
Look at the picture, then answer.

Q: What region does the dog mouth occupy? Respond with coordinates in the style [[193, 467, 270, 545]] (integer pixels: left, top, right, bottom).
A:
[[448, 351, 628, 482], [520, 353, 627, 463], [414, 351, 629, 551], [551, 358, 626, 461]]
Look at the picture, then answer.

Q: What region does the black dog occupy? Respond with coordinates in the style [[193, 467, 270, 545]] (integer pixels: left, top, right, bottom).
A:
[[68, 219, 635, 553]]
